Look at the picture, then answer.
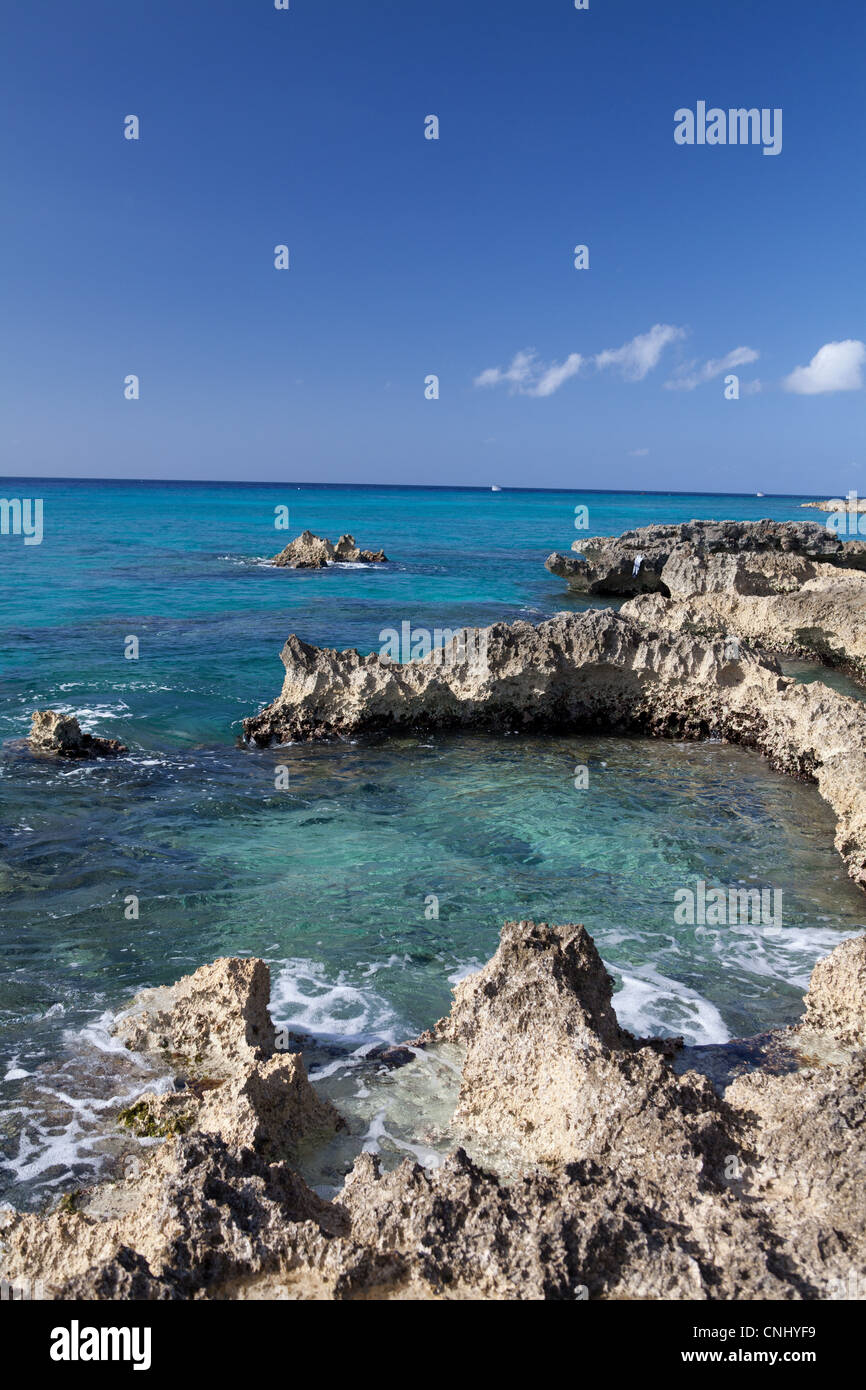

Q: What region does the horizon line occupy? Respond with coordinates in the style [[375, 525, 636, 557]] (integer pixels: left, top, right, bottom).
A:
[[0, 475, 836, 500]]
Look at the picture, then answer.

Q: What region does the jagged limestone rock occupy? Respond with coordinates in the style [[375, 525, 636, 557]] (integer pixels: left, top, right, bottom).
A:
[[28, 710, 127, 759]]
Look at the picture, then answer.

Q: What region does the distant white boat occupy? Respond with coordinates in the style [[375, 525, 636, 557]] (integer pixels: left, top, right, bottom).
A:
[[756, 491, 764, 497], [491, 484, 502, 492]]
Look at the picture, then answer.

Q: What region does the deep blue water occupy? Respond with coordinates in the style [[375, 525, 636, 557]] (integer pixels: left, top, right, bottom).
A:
[[1, 480, 864, 1204]]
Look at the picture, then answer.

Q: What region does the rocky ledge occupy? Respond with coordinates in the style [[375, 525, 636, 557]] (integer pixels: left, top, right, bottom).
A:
[[243, 608, 866, 889], [623, 567, 866, 680], [28, 710, 127, 759], [1, 921, 863, 1300], [272, 530, 388, 568], [546, 519, 866, 597], [543, 519, 866, 680], [802, 498, 866, 513]]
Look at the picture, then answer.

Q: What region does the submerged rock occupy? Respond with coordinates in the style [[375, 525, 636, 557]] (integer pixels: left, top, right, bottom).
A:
[[28, 710, 127, 758], [271, 530, 388, 568]]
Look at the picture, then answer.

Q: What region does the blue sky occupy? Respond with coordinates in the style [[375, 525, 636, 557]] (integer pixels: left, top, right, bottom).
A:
[[1, 0, 863, 492]]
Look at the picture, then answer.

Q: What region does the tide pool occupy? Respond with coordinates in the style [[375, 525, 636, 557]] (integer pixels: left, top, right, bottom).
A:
[[1, 481, 862, 1206]]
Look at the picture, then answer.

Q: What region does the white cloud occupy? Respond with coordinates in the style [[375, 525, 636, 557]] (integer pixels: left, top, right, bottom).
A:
[[629, 447, 650, 456], [594, 324, 686, 381], [474, 349, 583, 398], [665, 346, 759, 391], [533, 353, 583, 397], [782, 340, 866, 395], [474, 349, 536, 392], [475, 323, 685, 398]]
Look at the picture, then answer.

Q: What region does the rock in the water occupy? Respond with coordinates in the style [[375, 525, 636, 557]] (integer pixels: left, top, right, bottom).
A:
[[272, 529, 335, 568], [243, 608, 774, 745], [28, 710, 127, 758], [802, 498, 866, 513], [334, 533, 388, 563], [272, 530, 387, 568]]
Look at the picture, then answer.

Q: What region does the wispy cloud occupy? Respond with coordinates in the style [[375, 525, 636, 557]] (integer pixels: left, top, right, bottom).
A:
[[475, 324, 685, 398], [594, 324, 686, 381], [665, 346, 759, 391], [628, 447, 650, 457], [782, 340, 866, 395], [474, 349, 583, 397]]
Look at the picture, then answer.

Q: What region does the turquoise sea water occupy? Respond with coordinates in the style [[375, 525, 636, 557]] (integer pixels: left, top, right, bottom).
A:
[[1, 480, 865, 1205]]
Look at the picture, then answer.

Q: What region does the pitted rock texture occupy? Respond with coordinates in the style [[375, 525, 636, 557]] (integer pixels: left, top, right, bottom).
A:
[[624, 566, 866, 679], [114, 957, 342, 1159], [416, 921, 738, 1180], [800, 936, 866, 1048], [28, 710, 127, 758], [271, 530, 387, 568], [243, 608, 778, 745], [546, 521, 866, 677], [1, 923, 864, 1300]]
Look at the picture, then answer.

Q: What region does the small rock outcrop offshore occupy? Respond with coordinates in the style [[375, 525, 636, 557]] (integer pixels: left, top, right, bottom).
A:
[[271, 530, 388, 568], [28, 710, 127, 759], [1, 922, 863, 1300]]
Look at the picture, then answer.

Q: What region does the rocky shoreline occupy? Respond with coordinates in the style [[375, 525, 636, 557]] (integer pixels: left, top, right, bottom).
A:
[[5, 517, 866, 1300], [546, 519, 866, 594], [1, 922, 863, 1300], [802, 499, 866, 513], [546, 520, 866, 679], [243, 605, 866, 891]]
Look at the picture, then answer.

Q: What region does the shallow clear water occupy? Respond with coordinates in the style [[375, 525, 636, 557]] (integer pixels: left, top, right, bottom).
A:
[[1, 481, 863, 1206]]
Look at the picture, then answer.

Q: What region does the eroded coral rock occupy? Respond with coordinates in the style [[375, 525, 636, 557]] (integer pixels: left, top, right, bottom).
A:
[[416, 921, 736, 1183], [1, 923, 864, 1300], [0, 1133, 344, 1301], [28, 710, 127, 758], [242, 608, 779, 745], [241, 608, 866, 890], [272, 530, 387, 568], [113, 957, 342, 1159], [334, 533, 387, 563], [800, 935, 866, 1048], [546, 520, 866, 598], [546, 520, 866, 680]]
